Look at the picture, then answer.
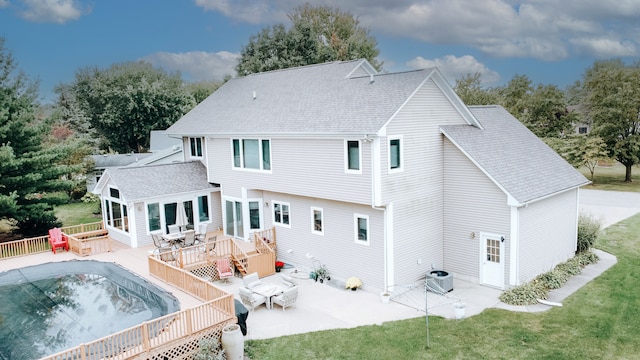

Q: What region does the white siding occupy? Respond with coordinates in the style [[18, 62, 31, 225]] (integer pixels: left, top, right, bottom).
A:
[[207, 137, 372, 204], [443, 140, 510, 283], [518, 189, 578, 283], [262, 192, 386, 290], [382, 78, 472, 286]]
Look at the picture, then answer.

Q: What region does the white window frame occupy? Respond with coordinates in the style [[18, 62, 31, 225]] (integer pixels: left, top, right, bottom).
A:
[[388, 135, 403, 173], [231, 138, 272, 172], [311, 207, 324, 235], [189, 137, 203, 158], [272, 200, 291, 228], [105, 187, 128, 233], [354, 213, 370, 245], [345, 139, 362, 174]]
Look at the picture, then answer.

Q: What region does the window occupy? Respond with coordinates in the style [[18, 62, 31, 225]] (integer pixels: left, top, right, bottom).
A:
[[190, 137, 203, 157], [578, 127, 588, 134], [354, 214, 369, 245], [232, 138, 271, 171], [249, 201, 261, 230], [109, 187, 120, 199], [148, 203, 160, 231], [389, 137, 402, 171], [104, 188, 128, 233], [346, 140, 360, 172], [273, 201, 290, 227], [197, 195, 209, 222], [311, 207, 323, 235]]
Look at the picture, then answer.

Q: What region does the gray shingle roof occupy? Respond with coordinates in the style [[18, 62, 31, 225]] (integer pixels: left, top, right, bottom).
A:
[[166, 60, 440, 136], [101, 161, 215, 202], [440, 105, 589, 205], [91, 153, 153, 169]]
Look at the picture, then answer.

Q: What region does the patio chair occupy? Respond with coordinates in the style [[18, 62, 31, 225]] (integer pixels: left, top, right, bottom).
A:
[[196, 223, 208, 243], [216, 258, 234, 283], [158, 247, 177, 265], [48, 228, 69, 254], [181, 230, 197, 248], [272, 285, 299, 311], [151, 231, 170, 248], [238, 287, 267, 312], [168, 224, 180, 234], [243, 272, 263, 290]]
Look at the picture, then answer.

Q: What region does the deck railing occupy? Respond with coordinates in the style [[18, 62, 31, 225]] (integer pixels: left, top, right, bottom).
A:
[[41, 295, 235, 360], [0, 235, 50, 258]]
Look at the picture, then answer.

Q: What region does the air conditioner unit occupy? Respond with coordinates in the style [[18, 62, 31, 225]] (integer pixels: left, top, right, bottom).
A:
[[426, 270, 453, 293]]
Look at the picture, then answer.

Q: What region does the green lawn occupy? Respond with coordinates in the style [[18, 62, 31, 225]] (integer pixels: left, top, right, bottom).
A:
[[245, 214, 640, 359], [580, 163, 640, 192], [54, 201, 102, 227]]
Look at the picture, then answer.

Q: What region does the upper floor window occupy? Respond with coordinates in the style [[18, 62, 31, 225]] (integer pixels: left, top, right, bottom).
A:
[[578, 127, 588, 134], [190, 137, 203, 157], [346, 140, 361, 173], [232, 139, 271, 171], [109, 187, 120, 199], [273, 201, 290, 227], [389, 137, 402, 172]]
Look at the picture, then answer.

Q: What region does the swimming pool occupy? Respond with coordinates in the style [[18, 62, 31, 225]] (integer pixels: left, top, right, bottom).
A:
[[0, 260, 180, 360]]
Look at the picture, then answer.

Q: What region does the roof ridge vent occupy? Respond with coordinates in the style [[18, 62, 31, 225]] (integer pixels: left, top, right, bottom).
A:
[[370, 74, 375, 84], [252, 90, 256, 100]]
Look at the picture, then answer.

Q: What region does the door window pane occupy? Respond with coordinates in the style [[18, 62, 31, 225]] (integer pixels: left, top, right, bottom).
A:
[[198, 196, 209, 222], [148, 203, 160, 231], [249, 201, 260, 229]]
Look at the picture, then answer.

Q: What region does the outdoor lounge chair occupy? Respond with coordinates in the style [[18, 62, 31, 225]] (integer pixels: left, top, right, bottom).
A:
[[216, 258, 234, 283], [243, 272, 263, 290], [168, 224, 181, 234], [272, 285, 299, 311], [239, 287, 267, 312], [281, 274, 298, 288], [196, 223, 208, 243], [48, 228, 69, 254], [151, 231, 170, 249]]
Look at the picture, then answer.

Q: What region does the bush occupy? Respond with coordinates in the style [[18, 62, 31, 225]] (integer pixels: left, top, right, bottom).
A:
[[577, 213, 602, 252], [499, 281, 548, 305], [577, 250, 599, 266], [536, 269, 569, 289], [555, 258, 582, 276]]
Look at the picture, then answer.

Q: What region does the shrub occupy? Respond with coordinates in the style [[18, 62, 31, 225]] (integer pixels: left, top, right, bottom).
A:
[[555, 258, 582, 276], [536, 269, 569, 289], [577, 250, 599, 266], [577, 213, 602, 252], [499, 281, 548, 305]]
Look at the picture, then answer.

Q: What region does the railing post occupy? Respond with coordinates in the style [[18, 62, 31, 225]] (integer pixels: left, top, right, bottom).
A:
[[142, 322, 151, 353], [186, 308, 193, 335]]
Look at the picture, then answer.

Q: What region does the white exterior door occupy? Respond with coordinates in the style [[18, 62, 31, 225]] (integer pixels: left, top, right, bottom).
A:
[[480, 233, 505, 289]]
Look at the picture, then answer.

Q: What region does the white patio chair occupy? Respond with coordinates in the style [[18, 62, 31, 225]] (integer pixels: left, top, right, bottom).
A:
[[196, 223, 208, 243], [238, 287, 267, 312], [157, 247, 177, 266], [281, 274, 298, 288], [243, 272, 263, 290], [181, 230, 197, 247], [151, 231, 170, 249], [272, 285, 298, 311], [168, 224, 180, 234]]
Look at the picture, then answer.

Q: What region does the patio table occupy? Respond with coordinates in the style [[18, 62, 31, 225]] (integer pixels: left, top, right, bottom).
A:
[[252, 284, 284, 310], [162, 233, 185, 247]]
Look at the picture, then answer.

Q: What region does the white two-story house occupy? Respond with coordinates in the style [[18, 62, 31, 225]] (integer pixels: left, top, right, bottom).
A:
[[94, 59, 589, 293]]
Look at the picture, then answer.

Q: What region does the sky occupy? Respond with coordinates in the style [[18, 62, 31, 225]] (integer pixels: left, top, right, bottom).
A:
[[1, 0, 638, 103]]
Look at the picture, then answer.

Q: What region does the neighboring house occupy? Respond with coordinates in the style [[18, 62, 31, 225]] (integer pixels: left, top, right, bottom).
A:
[[150, 130, 182, 151], [86, 153, 153, 192], [95, 59, 589, 292]]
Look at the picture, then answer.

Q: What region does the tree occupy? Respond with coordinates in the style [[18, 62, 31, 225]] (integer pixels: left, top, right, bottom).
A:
[[0, 37, 75, 236], [523, 84, 577, 138], [186, 79, 228, 104], [584, 59, 640, 182], [236, 4, 382, 76], [454, 73, 499, 105], [545, 135, 609, 181], [62, 61, 194, 153]]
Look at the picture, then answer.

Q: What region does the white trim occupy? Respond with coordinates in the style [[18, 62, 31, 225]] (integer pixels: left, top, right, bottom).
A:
[[384, 203, 394, 291], [479, 232, 505, 289], [344, 139, 362, 174], [372, 137, 382, 206], [230, 138, 273, 173], [509, 206, 520, 286], [310, 207, 324, 236], [189, 137, 204, 158], [354, 213, 370, 246], [388, 135, 404, 174]]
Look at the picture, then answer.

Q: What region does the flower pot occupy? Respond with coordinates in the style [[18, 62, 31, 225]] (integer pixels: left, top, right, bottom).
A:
[[221, 324, 244, 359], [275, 267, 282, 272], [380, 292, 391, 303], [453, 302, 466, 320]]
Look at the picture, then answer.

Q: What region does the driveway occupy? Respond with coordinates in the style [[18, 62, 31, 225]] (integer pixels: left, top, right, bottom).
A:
[[579, 189, 640, 228]]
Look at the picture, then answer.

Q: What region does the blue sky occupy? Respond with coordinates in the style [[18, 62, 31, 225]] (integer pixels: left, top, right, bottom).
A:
[[1, 0, 638, 103]]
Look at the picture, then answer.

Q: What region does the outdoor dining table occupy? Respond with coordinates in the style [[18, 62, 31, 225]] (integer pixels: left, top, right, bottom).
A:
[[252, 284, 284, 310], [162, 232, 185, 247]]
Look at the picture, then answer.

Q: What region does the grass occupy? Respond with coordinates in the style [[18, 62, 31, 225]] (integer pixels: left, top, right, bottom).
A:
[[54, 201, 102, 227], [579, 163, 640, 192], [245, 214, 640, 359]]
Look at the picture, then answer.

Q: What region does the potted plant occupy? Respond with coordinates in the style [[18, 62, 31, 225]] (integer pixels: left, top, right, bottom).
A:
[[275, 261, 284, 272], [345, 277, 362, 291]]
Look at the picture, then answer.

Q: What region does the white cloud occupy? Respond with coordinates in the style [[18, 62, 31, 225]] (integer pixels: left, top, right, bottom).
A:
[[192, 0, 640, 61], [407, 55, 500, 86], [0, 0, 10, 9], [19, 0, 89, 24], [142, 51, 239, 82]]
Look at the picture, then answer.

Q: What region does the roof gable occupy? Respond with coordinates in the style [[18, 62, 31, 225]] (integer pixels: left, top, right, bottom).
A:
[[93, 161, 215, 202], [441, 105, 589, 205]]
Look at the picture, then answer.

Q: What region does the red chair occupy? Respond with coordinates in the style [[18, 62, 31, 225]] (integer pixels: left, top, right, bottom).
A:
[[48, 228, 69, 254]]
